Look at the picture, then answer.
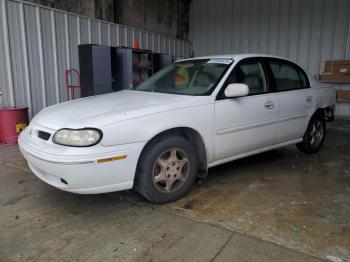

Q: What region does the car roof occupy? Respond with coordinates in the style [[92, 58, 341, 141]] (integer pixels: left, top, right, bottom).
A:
[[176, 54, 294, 63]]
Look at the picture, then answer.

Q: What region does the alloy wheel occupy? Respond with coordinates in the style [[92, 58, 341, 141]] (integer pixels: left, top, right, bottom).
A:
[[152, 148, 190, 193], [309, 120, 324, 147]]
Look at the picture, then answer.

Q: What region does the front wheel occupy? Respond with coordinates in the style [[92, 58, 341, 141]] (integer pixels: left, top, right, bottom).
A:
[[296, 115, 326, 154], [134, 135, 198, 204]]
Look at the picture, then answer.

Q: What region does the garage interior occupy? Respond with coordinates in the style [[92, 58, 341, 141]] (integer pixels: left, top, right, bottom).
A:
[[0, 0, 349, 261]]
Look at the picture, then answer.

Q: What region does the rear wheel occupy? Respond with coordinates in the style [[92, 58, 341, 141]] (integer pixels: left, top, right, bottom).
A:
[[296, 114, 326, 154], [134, 135, 198, 204]]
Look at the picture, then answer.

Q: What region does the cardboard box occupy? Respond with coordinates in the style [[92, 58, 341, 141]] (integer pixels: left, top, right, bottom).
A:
[[336, 90, 350, 101], [324, 60, 350, 74], [319, 60, 350, 83], [319, 73, 350, 82]]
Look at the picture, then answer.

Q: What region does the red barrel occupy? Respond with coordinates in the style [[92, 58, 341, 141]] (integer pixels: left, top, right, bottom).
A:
[[0, 107, 29, 145]]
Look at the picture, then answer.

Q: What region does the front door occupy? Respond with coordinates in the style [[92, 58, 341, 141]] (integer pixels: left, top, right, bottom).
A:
[[214, 59, 278, 161]]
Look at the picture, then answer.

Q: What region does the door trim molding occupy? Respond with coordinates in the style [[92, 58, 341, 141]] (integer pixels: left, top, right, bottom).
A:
[[209, 138, 302, 168], [216, 113, 308, 135]]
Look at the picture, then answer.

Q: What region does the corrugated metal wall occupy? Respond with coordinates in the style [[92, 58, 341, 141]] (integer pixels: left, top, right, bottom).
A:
[[0, 0, 192, 118], [190, 0, 350, 117]]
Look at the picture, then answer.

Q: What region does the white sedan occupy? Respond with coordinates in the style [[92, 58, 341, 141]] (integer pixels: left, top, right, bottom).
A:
[[19, 54, 336, 203]]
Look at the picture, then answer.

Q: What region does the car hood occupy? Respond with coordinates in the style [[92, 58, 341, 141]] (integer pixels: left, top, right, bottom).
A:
[[32, 90, 203, 129]]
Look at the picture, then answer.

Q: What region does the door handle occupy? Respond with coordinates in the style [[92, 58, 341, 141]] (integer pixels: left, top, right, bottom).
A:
[[306, 96, 313, 102], [264, 101, 274, 109]]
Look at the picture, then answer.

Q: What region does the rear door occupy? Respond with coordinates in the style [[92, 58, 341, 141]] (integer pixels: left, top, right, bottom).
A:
[[214, 58, 278, 160], [264, 58, 314, 143]]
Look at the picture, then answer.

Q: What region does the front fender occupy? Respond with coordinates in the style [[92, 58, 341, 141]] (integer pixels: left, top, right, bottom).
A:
[[99, 103, 215, 162]]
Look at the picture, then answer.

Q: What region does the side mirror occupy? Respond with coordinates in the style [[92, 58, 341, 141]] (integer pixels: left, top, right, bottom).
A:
[[224, 83, 249, 98]]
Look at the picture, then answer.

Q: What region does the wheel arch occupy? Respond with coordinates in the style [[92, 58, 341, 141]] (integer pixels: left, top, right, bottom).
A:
[[136, 127, 208, 179], [313, 108, 326, 119], [310, 106, 332, 122]]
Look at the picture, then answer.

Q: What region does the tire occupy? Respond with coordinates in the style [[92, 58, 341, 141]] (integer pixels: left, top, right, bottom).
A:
[[296, 114, 326, 154], [134, 135, 198, 204]]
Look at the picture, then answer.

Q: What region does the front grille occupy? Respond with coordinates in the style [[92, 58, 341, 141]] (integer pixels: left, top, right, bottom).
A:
[[38, 131, 51, 141]]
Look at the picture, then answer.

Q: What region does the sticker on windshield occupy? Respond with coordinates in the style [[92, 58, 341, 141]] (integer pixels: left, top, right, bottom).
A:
[[207, 58, 233, 65]]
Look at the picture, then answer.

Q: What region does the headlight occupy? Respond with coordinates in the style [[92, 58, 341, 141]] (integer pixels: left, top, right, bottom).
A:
[[53, 128, 103, 147]]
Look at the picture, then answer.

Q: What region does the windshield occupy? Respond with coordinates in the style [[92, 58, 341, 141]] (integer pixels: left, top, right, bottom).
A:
[[135, 58, 233, 95]]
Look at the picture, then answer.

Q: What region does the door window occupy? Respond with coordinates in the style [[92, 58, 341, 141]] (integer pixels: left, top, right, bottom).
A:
[[225, 61, 268, 96], [268, 61, 309, 91]]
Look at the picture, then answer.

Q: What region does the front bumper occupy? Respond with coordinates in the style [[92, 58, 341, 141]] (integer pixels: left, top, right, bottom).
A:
[[18, 127, 145, 194]]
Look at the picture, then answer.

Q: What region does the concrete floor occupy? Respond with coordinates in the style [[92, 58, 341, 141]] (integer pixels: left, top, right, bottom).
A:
[[1, 120, 349, 262]]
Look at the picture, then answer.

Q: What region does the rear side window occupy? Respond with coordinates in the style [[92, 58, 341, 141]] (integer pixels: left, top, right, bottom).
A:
[[268, 61, 309, 91]]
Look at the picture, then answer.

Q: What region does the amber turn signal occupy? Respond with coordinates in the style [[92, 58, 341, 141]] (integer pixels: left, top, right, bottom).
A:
[[97, 155, 127, 163]]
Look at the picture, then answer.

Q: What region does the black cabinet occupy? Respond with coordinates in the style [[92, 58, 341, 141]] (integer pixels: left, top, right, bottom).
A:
[[78, 44, 113, 97], [79, 45, 174, 94], [153, 53, 173, 73], [112, 47, 153, 90]]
